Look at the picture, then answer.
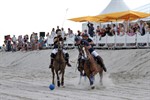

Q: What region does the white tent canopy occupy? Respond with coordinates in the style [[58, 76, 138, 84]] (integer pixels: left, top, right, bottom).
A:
[[100, 0, 130, 14], [82, 0, 130, 31]]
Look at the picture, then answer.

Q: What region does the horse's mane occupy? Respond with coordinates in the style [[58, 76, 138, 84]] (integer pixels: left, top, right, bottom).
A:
[[82, 46, 99, 75]]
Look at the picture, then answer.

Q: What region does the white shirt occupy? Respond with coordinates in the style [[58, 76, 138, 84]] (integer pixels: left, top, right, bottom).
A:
[[61, 30, 65, 38], [51, 31, 56, 38], [12, 36, 17, 42]]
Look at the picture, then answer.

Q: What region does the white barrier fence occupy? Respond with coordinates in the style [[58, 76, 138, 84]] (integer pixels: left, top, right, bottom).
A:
[[46, 32, 150, 49]]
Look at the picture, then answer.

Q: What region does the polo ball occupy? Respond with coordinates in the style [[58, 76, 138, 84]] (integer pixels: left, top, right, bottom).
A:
[[49, 84, 55, 90]]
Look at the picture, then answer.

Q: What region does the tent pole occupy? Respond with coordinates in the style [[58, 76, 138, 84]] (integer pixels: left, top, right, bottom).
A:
[[114, 19, 117, 48]]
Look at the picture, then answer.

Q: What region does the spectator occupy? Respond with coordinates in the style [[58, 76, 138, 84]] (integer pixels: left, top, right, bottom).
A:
[[67, 28, 71, 35], [69, 30, 74, 37], [56, 26, 61, 34], [87, 22, 95, 37], [144, 22, 149, 33], [139, 20, 145, 36], [51, 28, 56, 38], [105, 24, 112, 36], [1, 44, 6, 51], [99, 28, 106, 37], [23, 35, 29, 51], [61, 28, 66, 39], [30, 33, 36, 50], [111, 24, 117, 35], [6, 38, 12, 51], [12, 35, 17, 51], [77, 30, 81, 36], [12, 35, 17, 44], [118, 24, 125, 36], [38, 36, 44, 49], [34, 33, 38, 50], [96, 26, 101, 36]]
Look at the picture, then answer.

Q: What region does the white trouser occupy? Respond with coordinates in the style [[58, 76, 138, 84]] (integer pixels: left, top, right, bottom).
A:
[[91, 51, 99, 57], [52, 49, 67, 54], [81, 50, 99, 59]]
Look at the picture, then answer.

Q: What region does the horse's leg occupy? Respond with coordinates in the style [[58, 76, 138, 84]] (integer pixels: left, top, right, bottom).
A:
[[61, 70, 65, 86], [51, 68, 55, 85], [89, 74, 95, 89], [99, 72, 103, 85], [84, 75, 87, 82], [83, 71, 87, 82], [56, 71, 60, 87], [78, 72, 83, 85]]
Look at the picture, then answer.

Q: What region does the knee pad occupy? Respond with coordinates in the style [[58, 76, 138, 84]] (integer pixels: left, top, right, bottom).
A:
[[65, 53, 69, 58], [91, 51, 99, 57], [51, 53, 56, 58]]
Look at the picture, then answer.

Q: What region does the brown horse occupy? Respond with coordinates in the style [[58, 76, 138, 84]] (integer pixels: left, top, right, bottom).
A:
[[51, 41, 66, 87], [78, 46, 103, 89]]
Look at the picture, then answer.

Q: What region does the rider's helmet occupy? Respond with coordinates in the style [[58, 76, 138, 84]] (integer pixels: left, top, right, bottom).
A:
[[82, 33, 89, 37], [74, 36, 82, 42], [57, 31, 62, 36]]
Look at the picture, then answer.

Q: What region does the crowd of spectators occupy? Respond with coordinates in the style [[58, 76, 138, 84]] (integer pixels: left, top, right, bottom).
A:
[[85, 20, 150, 38], [1, 20, 150, 52], [2, 32, 46, 52], [1, 26, 75, 52]]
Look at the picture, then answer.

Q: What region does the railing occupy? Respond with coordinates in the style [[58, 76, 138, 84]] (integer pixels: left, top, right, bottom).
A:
[[46, 32, 150, 49]]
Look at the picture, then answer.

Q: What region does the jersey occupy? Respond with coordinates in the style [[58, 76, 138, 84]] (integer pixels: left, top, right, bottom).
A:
[[80, 39, 94, 53], [53, 35, 63, 48]]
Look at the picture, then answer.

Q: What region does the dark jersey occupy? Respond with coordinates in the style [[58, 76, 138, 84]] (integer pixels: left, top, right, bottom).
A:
[[81, 39, 90, 46], [86, 38, 92, 43], [56, 29, 61, 34], [53, 36, 63, 48], [80, 39, 94, 53], [83, 38, 94, 47]]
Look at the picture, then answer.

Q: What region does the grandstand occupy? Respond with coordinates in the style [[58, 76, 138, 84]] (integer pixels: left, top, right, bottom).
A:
[[46, 2, 150, 50], [79, 2, 150, 49]]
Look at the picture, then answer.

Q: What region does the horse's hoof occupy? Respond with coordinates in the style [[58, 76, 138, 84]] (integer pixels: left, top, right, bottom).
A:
[[91, 86, 95, 89], [61, 85, 65, 88], [58, 83, 60, 87], [91, 84, 95, 89]]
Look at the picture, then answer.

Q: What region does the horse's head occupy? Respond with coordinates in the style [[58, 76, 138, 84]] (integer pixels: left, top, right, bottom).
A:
[[57, 41, 64, 51], [78, 45, 88, 60]]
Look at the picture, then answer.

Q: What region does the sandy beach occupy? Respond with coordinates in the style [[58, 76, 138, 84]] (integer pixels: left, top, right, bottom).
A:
[[0, 49, 150, 100]]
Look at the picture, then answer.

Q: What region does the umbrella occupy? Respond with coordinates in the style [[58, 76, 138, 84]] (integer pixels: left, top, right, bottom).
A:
[[94, 10, 150, 22], [68, 16, 102, 22]]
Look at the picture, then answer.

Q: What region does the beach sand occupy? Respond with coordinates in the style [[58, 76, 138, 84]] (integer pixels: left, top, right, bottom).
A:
[[0, 49, 150, 100]]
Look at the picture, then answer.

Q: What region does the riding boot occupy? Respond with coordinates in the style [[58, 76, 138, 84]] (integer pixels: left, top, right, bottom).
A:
[[66, 58, 71, 67], [81, 59, 85, 68], [49, 53, 55, 68], [65, 53, 71, 67], [49, 59, 53, 68], [96, 56, 107, 72]]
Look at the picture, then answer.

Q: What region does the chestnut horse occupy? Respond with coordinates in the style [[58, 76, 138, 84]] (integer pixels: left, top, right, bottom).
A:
[[77, 45, 103, 89], [51, 41, 66, 87]]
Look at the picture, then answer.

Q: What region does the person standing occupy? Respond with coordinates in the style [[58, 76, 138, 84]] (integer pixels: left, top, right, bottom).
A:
[[87, 22, 95, 37], [56, 26, 61, 34]]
